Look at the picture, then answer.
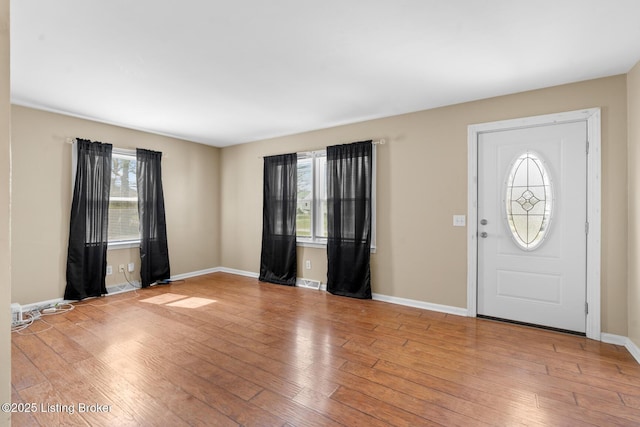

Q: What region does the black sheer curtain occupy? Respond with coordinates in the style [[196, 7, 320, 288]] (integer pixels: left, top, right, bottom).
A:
[[326, 140, 373, 299], [137, 148, 170, 287], [65, 139, 112, 300], [259, 153, 297, 285]]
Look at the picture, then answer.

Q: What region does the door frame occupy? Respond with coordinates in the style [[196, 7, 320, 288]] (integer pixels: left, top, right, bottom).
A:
[[466, 108, 601, 340]]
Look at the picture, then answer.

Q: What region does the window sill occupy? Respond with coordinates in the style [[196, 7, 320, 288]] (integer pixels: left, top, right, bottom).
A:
[[296, 240, 326, 249], [296, 240, 377, 253], [108, 240, 140, 250]]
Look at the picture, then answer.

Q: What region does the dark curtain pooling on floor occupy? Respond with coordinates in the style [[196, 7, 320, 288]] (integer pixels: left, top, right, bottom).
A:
[[137, 148, 170, 287], [327, 140, 373, 299], [259, 153, 297, 285], [65, 139, 112, 300]]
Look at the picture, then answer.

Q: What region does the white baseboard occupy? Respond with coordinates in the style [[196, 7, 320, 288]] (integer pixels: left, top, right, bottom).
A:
[[601, 333, 640, 364], [626, 338, 640, 364], [215, 268, 330, 290], [600, 332, 628, 346], [372, 293, 468, 317], [170, 267, 223, 281], [215, 267, 259, 279], [20, 298, 66, 313]]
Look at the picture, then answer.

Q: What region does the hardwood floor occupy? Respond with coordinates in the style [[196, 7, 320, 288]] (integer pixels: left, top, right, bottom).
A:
[[11, 272, 640, 426]]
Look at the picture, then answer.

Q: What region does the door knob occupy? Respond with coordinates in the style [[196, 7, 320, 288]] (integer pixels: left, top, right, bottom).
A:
[[480, 219, 488, 225], [480, 232, 488, 238]]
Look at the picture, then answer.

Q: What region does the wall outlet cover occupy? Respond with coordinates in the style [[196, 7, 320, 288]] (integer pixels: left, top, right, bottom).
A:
[[453, 215, 466, 227]]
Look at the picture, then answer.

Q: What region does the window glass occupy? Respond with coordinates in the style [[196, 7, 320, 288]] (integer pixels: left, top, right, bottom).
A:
[[109, 152, 140, 243], [296, 151, 327, 243], [296, 147, 375, 248]]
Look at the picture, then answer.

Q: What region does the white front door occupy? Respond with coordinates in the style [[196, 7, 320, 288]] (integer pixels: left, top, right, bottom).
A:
[[477, 121, 587, 333]]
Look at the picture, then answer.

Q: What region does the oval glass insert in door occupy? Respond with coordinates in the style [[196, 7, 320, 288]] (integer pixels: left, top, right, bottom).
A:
[[505, 151, 553, 250]]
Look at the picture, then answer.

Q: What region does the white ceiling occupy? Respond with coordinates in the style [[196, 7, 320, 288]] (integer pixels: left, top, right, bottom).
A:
[[10, 1, 640, 147]]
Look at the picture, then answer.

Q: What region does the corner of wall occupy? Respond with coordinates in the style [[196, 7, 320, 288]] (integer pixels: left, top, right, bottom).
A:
[[627, 59, 640, 350]]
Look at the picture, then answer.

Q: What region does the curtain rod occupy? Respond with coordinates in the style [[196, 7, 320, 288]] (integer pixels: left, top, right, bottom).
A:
[[258, 138, 386, 159], [65, 137, 167, 157], [65, 137, 134, 148]]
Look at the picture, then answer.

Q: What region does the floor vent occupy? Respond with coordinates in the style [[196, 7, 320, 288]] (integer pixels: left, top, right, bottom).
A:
[[296, 279, 321, 290], [107, 282, 140, 295]]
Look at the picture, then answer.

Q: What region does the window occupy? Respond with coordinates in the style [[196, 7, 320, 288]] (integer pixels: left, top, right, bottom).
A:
[[296, 148, 376, 249], [109, 150, 139, 246], [297, 151, 327, 243]]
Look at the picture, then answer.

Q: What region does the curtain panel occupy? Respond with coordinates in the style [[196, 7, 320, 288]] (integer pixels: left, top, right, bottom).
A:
[[326, 140, 373, 299], [65, 139, 112, 300], [137, 148, 170, 287], [259, 153, 297, 286]]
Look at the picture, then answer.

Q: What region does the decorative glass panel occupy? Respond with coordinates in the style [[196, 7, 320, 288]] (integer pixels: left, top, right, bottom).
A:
[[505, 151, 552, 250]]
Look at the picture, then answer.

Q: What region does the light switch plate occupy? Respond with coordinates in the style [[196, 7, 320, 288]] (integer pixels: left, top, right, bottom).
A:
[[453, 215, 466, 227]]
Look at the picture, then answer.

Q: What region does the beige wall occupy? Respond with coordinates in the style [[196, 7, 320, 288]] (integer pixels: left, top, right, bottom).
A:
[[221, 75, 629, 335], [6, 75, 632, 338], [0, 0, 10, 422], [628, 60, 640, 348], [11, 106, 221, 305]]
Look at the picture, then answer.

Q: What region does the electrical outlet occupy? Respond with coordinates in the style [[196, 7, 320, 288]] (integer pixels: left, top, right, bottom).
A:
[[305, 260, 311, 269], [106, 265, 113, 275], [128, 262, 135, 272], [119, 264, 125, 273]]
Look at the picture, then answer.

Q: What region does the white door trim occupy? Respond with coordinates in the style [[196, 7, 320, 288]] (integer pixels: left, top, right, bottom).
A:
[[467, 108, 601, 340]]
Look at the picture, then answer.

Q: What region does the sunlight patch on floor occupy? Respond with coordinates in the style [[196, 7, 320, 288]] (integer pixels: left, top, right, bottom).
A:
[[139, 293, 189, 304], [166, 297, 217, 308], [139, 293, 216, 308]]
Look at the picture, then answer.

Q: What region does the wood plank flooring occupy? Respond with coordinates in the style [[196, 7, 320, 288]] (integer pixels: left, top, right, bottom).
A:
[[11, 272, 640, 426]]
